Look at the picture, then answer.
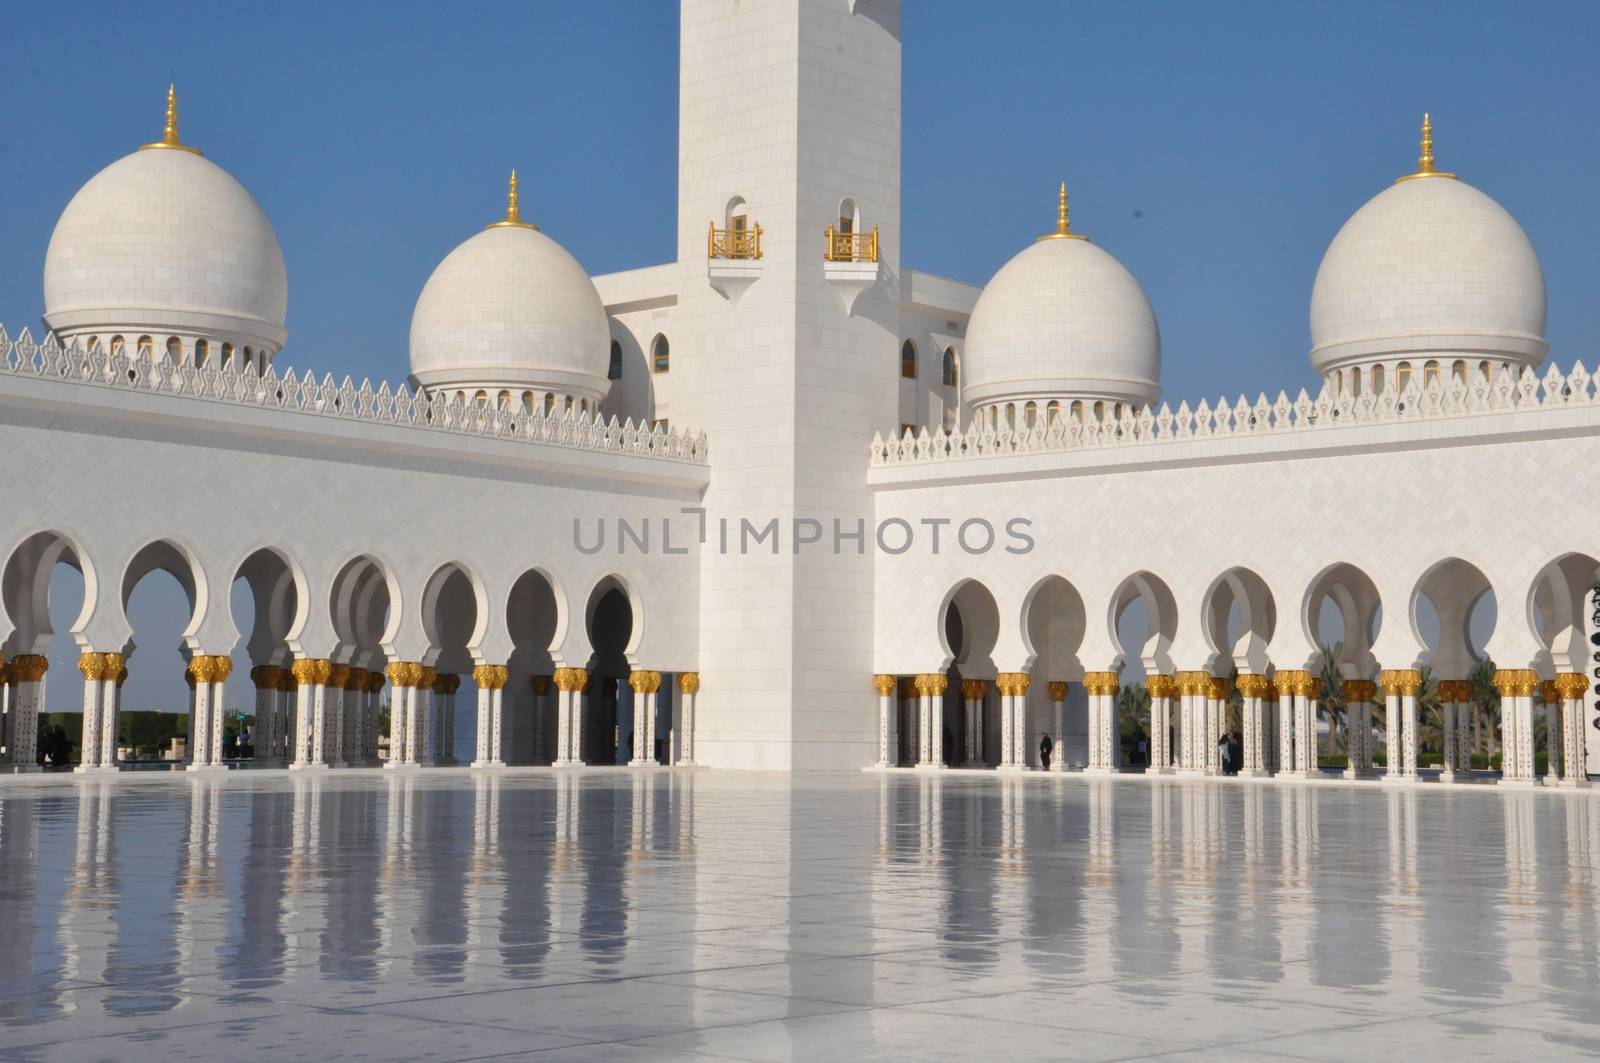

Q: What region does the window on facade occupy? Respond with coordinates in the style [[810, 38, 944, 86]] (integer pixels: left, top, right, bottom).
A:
[[1046, 400, 1060, 424], [137, 336, 153, 359], [1070, 400, 1083, 421], [1480, 360, 1493, 382], [941, 346, 957, 387], [1372, 364, 1385, 394], [609, 340, 622, 381], [652, 418, 670, 432], [1396, 362, 1412, 391], [1351, 367, 1362, 396], [194, 339, 209, 366], [498, 390, 511, 409], [1423, 360, 1439, 387], [86, 335, 100, 353], [166, 336, 182, 362], [1451, 360, 1467, 383], [521, 391, 534, 413], [110, 335, 125, 357], [544, 393, 556, 414], [900, 340, 916, 379], [652, 334, 670, 374], [220, 342, 233, 365], [473, 390, 488, 407], [1023, 402, 1037, 428]]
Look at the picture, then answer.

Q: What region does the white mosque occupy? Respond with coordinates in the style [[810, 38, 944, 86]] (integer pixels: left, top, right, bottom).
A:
[[1, 0, 1595, 787]]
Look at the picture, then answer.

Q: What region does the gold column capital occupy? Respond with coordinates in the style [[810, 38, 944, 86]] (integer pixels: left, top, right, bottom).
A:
[[1342, 678, 1377, 702], [251, 664, 281, 689], [327, 663, 351, 690], [10, 654, 48, 682], [1144, 675, 1177, 699], [1235, 673, 1270, 698], [209, 655, 233, 682], [873, 673, 897, 696], [1176, 670, 1211, 696], [346, 666, 369, 691], [554, 667, 589, 693], [190, 656, 218, 684], [960, 678, 989, 700], [292, 657, 332, 687], [1490, 668, 1538, 698], [1047, 680, 1068, 701], [1082, 671, 1118, 697], [922, 673, 949, 696], [1555, 672, 1588, 701], [78, 652, 109, 681], [531, 674, 551, 696], [1273, 669, 1310, 696], [1378, 668, 1423, 697], [629, 671, 652, 694], [418, 666, 438, 691], [1208, 676, 1233, 700], [996, 672, 1033, 696], [679, 671, 700, 695]]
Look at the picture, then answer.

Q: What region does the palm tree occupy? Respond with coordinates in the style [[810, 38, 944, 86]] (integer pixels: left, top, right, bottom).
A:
[[1467, 655, 1500, 760], [1317, 641, 1347, 758], [1416, 663, 1443, 763]]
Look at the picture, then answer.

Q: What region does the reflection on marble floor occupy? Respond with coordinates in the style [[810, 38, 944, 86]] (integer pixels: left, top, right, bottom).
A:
[[2, 772, 1599, 1061]]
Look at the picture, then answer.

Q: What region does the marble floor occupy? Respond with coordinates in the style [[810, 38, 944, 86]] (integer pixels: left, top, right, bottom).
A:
[[1, 769, 1598, 1061]]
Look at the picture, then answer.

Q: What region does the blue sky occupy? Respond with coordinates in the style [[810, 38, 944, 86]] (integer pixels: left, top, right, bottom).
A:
[[3, 1, 1597, 405], [3, 1, 1587, 723]]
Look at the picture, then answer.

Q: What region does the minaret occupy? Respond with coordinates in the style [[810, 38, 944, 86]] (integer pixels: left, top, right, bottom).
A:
[[673, 0, 903, 769]]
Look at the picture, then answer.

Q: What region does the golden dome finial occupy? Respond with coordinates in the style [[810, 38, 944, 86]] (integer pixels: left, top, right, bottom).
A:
[[488, 168, 538, 230], [141, 84, 202, 155], [1397, 112, 1454, 182], [1038, 180, 1087, 241]]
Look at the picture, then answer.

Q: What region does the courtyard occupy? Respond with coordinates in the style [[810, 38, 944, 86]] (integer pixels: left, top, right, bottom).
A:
[[0, 770, 1597, 1060]]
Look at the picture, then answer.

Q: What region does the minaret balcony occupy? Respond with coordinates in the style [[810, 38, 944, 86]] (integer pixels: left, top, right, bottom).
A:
[[823, 224, 880, 315]]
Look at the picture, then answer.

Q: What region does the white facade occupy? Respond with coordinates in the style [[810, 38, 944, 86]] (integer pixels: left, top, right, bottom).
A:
[[1, 0, 1595, 784]]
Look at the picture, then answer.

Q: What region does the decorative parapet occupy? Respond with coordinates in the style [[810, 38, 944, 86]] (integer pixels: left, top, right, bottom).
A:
[[870, 363, 1595, 467], [0, 327, 708, 465]]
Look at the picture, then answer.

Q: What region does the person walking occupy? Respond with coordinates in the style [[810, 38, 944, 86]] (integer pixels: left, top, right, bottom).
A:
[[1217, 731, 1232, 775], [1039, 731, 1054, 771]]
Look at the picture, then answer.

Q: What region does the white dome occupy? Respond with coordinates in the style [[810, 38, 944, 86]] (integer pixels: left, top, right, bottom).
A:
[[43, 144, 288, 353], [963, 224, 1162, 410], [1309, 175, 1546, 375], [408, 218, 610, 402]]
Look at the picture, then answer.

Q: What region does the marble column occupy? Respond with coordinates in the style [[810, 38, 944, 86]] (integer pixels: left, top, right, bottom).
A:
[[1439, 680, 1462, 782], [958, 678, 985, 767], [345, 668, 369, 767], [411, 667, 436, 766], [6, 655, 46, 772], [325, 664, 350, 767], [1556, 673, 1591, 788], [1237, 674, 1270, 776], [1206, 676, 1231, 775], [996, 672, 1032, 771], [468, 665, 506, 767], [1083, 671, 1119, 774], [102, 655, 125, 770], [531, 675, 551, 763], [873, 674, 896, 768], [384, 661, 419, 767], [1273, 671, 1305, 777], [75, 652, 109, 772], [186, 656, 231, 770], [628, 670, 663, 766], [1262, 687, 1279, 772], [916, 673, 948, 769], [290, 658, 332, 770], [1048, 680, 1069, 772], [1147, 675, 1176, 773], [1177, 671, 1208, 774], [364, 669, 385, 763], [1540, 680, 1562, 785], [1378, 669, 1421, 781], [1297, 674, 1321, 775], [553, 666, 587, 766], [1342, 679, 1378, 779], [677, 672, 699, 765], [1495, 668, 1539, 785], [251, 665, 281, 765], [278, 668, 298, 764]]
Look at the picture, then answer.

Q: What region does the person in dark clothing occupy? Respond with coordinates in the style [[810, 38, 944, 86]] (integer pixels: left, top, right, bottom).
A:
[[943, 726, 953, 765], [1217, 732, 1232, 774], [46, 725, 72, 769], [1228, 732, 1243, 775], [1039, 731, 1054, 771]]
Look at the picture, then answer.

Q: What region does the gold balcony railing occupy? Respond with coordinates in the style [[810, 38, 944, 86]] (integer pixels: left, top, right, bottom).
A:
[[708, 221, 762, 260], [824, 224, 879, 263]]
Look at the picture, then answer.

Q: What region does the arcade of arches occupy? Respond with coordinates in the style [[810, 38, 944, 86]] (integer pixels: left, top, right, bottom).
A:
[[872, 560, 1597, 788]]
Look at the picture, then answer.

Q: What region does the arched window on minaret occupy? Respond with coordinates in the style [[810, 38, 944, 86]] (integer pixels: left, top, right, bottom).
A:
[[941, 347, 957, 387], [609, 340, 622, 381], [900, 340, 916, 380], [651, 334, 670, 374]]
